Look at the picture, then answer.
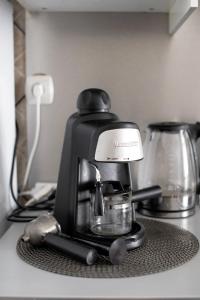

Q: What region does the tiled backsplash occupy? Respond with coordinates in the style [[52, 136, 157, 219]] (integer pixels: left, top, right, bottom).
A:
[[13, 0, 27, 189]]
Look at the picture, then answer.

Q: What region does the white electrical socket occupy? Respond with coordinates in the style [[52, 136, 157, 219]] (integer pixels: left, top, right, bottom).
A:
[[26, 74, 54, 104]]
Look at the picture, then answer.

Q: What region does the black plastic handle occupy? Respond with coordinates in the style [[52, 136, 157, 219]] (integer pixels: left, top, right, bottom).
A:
[[132, 185, 162, 203], [189, 123, 200, 141], [189, 123, 200, 194], [44, 233, 97, 266]]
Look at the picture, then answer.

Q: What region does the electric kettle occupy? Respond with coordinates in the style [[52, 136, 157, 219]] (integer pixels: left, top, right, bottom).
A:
[[137, 122, 200, 218]]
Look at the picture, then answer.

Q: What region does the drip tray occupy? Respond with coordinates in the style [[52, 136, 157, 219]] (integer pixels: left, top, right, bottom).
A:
[[16, 218, 199, 278]]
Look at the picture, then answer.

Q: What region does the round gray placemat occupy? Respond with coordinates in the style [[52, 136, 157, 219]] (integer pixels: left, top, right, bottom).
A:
[[16, 218, 199, 278]]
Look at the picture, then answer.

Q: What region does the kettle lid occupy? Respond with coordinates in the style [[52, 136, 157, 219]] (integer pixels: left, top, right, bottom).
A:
[[148, 122, 191, 132]]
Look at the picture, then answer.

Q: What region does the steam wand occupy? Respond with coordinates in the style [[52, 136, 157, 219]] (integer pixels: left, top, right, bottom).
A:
[[90, 163, 104, 216]]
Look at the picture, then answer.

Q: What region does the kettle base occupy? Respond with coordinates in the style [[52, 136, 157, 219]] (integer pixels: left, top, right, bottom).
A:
[[138, 208, 195, 219]]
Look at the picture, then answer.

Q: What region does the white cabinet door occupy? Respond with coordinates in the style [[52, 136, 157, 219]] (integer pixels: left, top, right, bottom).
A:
[[0, 0, 16, 236]]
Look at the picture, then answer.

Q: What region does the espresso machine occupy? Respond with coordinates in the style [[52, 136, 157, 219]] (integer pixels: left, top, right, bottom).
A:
[[54, 89, 161, 251]]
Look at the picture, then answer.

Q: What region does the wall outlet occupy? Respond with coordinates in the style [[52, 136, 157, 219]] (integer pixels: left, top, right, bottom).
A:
[[26, 74, 54, 104]]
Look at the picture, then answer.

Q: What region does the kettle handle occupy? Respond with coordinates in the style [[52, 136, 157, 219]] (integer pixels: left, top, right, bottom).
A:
[[189, 123, 200, 194], [189, 122, 200, 140]]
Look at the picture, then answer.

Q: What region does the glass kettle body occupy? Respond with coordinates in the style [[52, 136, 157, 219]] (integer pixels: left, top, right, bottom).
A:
[[138, 122, 200, 218]]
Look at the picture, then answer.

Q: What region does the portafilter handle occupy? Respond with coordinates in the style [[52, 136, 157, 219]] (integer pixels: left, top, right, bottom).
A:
[[43, 233, 97, 266]]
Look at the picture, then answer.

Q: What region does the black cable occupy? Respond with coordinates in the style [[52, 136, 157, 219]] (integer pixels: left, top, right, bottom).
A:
[[9, 121, 23, 208], [8, 119, 56, 222], [7, 196, 55, 222]]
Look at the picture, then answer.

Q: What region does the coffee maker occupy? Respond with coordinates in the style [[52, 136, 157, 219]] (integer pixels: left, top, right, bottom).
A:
[[54, 89, 145, 250]]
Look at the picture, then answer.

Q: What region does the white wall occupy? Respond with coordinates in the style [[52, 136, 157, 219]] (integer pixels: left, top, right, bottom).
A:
[[0, 0, 16, 235], [26, 10, 200, 185]]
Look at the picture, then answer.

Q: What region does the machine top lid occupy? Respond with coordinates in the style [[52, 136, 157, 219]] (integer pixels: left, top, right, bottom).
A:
[[77, 88, 111, 114]]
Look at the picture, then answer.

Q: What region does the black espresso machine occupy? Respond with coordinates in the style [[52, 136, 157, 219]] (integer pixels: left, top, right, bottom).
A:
[[54, 89, 161, 251]]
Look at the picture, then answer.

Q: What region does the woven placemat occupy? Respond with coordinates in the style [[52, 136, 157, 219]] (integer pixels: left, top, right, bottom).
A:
[[16, 218, 199, 278]]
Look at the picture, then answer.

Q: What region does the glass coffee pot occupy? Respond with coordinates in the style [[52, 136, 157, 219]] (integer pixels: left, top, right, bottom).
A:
[[138, 122, 200, 218]]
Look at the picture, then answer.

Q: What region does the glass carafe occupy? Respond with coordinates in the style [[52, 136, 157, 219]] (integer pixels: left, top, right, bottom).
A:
[[90, 192, 133, 236], [90, 183, 162, 236], [138, 122, 200, 218]]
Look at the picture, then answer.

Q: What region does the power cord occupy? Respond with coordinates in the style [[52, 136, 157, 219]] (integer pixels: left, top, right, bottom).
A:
[[7, 192, 55, 222], [8, 89, 56, 222], [22, 83, 43, 190], [9, 121, 23, 208]]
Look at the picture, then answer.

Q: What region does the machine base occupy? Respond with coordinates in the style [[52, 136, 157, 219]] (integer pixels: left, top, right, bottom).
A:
[[75, 221, 145, 251], [138, 208, 195, 219]]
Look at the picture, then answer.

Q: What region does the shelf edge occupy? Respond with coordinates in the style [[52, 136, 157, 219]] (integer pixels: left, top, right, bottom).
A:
[[169, 0, 198, 35]]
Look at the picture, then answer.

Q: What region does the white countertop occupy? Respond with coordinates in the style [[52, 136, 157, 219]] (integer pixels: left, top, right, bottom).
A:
[[1, 210, 200, 300]]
